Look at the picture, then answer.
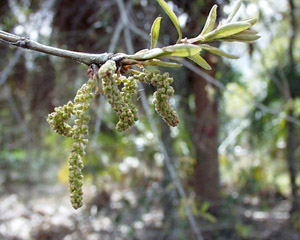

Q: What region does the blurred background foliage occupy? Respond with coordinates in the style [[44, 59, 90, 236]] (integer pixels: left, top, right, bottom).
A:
[[0, 0, 299, 239]]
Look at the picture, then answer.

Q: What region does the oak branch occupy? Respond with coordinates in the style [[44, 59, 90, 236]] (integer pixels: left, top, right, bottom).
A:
[[0, 30, 127, 66]]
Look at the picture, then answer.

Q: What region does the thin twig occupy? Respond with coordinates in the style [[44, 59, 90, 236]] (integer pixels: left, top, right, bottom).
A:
[[0, 49, 22, 87], [108, 18, 125, 53], [0, 30, 126, 66]]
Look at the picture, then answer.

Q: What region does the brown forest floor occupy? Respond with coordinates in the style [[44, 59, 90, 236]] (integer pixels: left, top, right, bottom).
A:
[[0, 183, 299, 240]]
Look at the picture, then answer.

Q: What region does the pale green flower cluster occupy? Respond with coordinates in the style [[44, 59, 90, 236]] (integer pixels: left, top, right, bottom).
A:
[[133, 69, 179, 127], [47, 78, 95, 209], [47, 102, 74, 137], [68, 78, 94, 209], [99, 60, 138, 132]]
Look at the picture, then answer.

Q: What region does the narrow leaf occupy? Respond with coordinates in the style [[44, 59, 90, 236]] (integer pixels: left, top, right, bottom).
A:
[[226, 0, 242, 23], [243, 17, 259, 26], [188, 54, 212, 70], [156, 0, 182, 43], [150, 17, 162, 49], [223, 34, 261, 43], [163, 44, 202, 57], [144, 59, 183, 68], [129, 48, 171, 60], [203, 22, 251, 41], [241, 29, 259, 34], [199, 5, 218, 36], [201, 44, 239, 59]]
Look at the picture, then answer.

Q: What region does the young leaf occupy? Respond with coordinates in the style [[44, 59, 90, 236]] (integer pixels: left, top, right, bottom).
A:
[[241, 29, 259, 34], [156, 0, 182, 43], [150, 17, 162, 49], [203, 22, 251, 41], [188, 54, 212, 70], [144, 59, 183, 68], [129, 48, 171, 60], [223, 33, 261, 43], [199, 5, 218, 36], [243, 17, 259, 26], [201, 44, 239, 59], [163, 44, 202, 57], [226, 0, 242, 23]]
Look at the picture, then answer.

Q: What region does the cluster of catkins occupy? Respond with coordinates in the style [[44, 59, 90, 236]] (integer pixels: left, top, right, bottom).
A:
[[47, 60, 179, 209]]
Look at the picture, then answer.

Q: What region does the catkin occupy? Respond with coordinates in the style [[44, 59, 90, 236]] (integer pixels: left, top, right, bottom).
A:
[[68, 78, 95, 209], [47, 101, 74, 137], [99, 60, 136, 131], [47, 77, 95, 210], [133, 69, 179, 127]]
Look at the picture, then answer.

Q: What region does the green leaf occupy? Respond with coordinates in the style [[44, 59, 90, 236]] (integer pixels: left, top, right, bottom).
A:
[[128, 48, 171, 60], [201, 44, 239, 59], [226, 0, 242, 23], [188, 54, 212, 70], [156, 0, 182, 43], [200, 201, 210, 212], [199, 4, 218, 36], [163, 44, 202, 57], [243, 17, 259, 26], [242, 29, 259, 34], [200, 212, 217, 223], [223, 33, 261, 43], [150, 17, 162, 49], [144, 59, 183, 68], [203, 22, 251, 41]]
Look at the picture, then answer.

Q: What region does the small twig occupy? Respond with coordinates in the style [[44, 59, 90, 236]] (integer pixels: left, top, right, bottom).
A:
[[108, 18, 125, 53], [0, 30, 127, 66], [0, 48, 22, 87]]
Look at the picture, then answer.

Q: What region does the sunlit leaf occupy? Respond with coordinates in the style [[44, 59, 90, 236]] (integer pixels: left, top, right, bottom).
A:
[[203, 22, 251, 41], [226, 0, 242, 23], [201, 44, 239, 59], [129, 48, 171, 60], [163, 44, 202, 57], [150, 17, 162, 49], [156, 0, 182, 43], [188, 54, 212, 70], [199, 5, 218, 36]]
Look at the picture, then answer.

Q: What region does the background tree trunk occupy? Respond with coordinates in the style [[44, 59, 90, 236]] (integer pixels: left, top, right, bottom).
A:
[[177, 0, 220, 203], [191, 64, 219, 202], [287, 0, 299, 213], [287, 108, 300, 212]]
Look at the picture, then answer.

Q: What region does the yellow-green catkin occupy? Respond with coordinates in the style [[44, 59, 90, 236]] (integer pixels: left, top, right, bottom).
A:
[[47, 101, 74, 137], [69, 78, 95, 209], [120, 75, 139, 122], [47, 76, 95, 210], [134, 69, 179, 127], [99, 60, 136, 131]]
